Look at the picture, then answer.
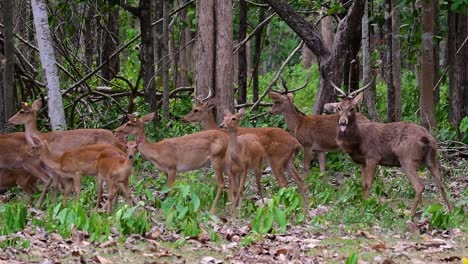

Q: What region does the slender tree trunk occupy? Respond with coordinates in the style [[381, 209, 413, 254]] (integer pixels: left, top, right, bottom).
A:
[[458, 13, 468, 118], [215, 0, 234, 120], [385, 0, 396, 122], [162, 0, 170, 119], [448, 8, 461, 128], [348, 29, 361, 92], [237, 0, 248, 104], [153, 0, 163, 73], [31, 0, 67, 130], [391, 0, 402, 121], [195, 0, 215, 102], [101, 3, 119, 85], [0, 58, 5, 130], [420, 0, 437, 130], [361, 0, 379, 121], [433, 0, 440, 103], [83, 4, 95, 67], [139, 0, 156, 114], [3, 0, 15, 126], [178, 8, 190, 87], [252, 5, 266, 102]]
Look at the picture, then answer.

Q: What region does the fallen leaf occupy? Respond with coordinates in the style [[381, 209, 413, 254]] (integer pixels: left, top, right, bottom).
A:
[[96, 255, 113, 264]]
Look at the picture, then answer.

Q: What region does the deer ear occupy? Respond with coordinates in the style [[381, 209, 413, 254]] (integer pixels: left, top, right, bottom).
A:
[[29, 136, 43, 147], [237, 108, 246, 119], [141, 113, 155, 123], [352, 92, 364, 105], [32, 100, 42, 111]]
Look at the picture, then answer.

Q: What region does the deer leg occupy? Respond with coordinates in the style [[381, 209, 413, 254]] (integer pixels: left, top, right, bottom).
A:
[[362, 160, 377, 198], [254, 165, 263, 199], [210, 159, 225, 212], [106, 182, 117, 214], [400, 161, 425, 217], [120, 181, 133, 206], [235, 169, 248, 208], [318, 151, 326, 172], [166, 169, 177, 187], [73, 172, 82, 200], [285, 155, 308, 202], [303, 146, 312, 177], [426, 159, 453, 212], [268, 156, 288, 187], [95, 175, 104, 210]]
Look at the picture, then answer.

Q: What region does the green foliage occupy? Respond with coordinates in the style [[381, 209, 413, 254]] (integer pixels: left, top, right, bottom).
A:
[[422, 205, 465, 230], [115, 202, 150, 235], [251, 187, 303, 234], [0, 203, 27, 235], [161, 183, 204, 237], [459, 117, 468, 143], [345, 253, 359, 264]]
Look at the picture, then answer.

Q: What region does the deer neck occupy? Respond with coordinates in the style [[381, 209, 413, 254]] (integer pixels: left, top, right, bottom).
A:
[[226, 127, 240, 162], [201, 113, 219, 130], [39, 146, 61, 172], [25, 117, 42, 140], [282, 103, 302, 132]]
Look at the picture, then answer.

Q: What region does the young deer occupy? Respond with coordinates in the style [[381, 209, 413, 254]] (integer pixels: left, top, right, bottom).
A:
[[268, 91, 368, 176], [220, 109, 265, 213], [0, 132, 51, 206], [28, 136, 122, 205], [9, 100, 124, 205], [0, 169, 38, 204], [96, 141, 137, 213], [113, 113, 229, 212], [325, 85, 453, 217], [183, 102, 307, 198]]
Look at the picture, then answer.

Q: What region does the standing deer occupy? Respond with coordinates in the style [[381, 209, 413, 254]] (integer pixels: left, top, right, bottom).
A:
[[220, 109, 265, 213], [96, 141, 138, 213], [113, 113, 229, 212], [183, 96, 307, 198], [268, 82, 368, 176], [325, 82, 453, 217], [8, 100, 124, 205]]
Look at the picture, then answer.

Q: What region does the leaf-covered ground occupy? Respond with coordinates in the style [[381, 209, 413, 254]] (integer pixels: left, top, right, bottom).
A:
[[1, 152, 467, 264]]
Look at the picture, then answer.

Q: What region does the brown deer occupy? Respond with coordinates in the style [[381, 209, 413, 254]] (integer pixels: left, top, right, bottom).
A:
[[0, 169, 38, 204], [325, 83, 453, 217], [268, 87, 368, 176], [8, 100, 124, 205], [113, 113, 229, 212], [0, 132, 51, 206], [220, 109, 265, 213], [183, 99, 307, 198], [28, 136, 122, 205], [96, 141, 138, 213]]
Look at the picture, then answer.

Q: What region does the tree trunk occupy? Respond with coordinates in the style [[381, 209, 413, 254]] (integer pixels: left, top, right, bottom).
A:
[[384, 0, 396, 122], [348, 28, 361, 92], [0, 59, 5, 130], [153, 0, 163, 74], [195, 0, 215, 103], [83, 4, 96, 67], [31, 0, 67, 130], [178, 7, 190, 87], [162, 0, 170, 119], [3, 0, 15, 127], [237, 0, 248, 104], [101, 3, 119, 85], [433, 0, 440, 103], [215, 0, 234, 120], [391, 0, 402, 121], [420, 0, 437, 130], [458, 13, 468, 119], [252, 5, 266, 102], [448, 8, 462, 129], [361, 0, 380, 121], [302, 45, 314, 69]]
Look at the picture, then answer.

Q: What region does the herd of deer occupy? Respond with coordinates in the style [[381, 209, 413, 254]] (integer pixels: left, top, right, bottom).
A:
[[0, 81, 454, 217]]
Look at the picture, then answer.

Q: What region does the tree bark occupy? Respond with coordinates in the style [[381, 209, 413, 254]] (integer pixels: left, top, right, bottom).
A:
[[361, 0, 379, 121], [178, 7, 190, 87], [31, 0, 67, 130], [215, 0, 234, 120], [448, 7, 461, 128], [237, 0, 248, 104], [458, 13, 468, 119], [391, 0, 402, 121], [252, 5, 266, 102], [101, 3, 120, 85], [420, 0, 437, 130], [266, 0, 366, 114], [195, 0, 215, 104], [162, 0, 170, 119], [433, 0, 440, 103], [384, 0, 396, 122], [3, 0, 15, 126]]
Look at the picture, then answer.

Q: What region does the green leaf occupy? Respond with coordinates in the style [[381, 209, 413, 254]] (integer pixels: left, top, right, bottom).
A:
[[273, 206, 287, 233], [191, 193, 200, 211], [345, 253, 358, 264]]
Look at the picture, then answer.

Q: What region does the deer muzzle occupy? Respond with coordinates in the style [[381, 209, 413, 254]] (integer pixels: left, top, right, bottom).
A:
[[338, 118, 348, 132]]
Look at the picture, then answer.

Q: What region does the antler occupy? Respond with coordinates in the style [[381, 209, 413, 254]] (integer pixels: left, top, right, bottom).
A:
[[195, 86, 214, 102], [348, 78, 375, 98], [329, 80, 347, 97]]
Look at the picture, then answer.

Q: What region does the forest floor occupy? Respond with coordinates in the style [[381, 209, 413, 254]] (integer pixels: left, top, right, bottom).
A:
[[1, 154, 467, 264]]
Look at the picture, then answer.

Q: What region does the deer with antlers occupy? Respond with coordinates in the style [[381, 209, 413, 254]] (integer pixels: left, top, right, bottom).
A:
[[220, 108, 265, 213], [113, 113, 229, 212], [325, 81, 453, 217], [268, 78, 369, 176], [183, 90, 307, 199]]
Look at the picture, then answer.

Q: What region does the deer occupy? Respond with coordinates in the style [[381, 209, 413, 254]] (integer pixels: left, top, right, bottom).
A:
[[8, 99, 125, 204], [0, 169, 38, 204], [183, 92, 307, 199], [113, 112, 229, 212], [28, 136, 123, 206], [96, 141, 138, 213], [324, 81, 454, 217], [268, 78, 369, 176], [220, 109, 265, 213], [0, 132, 52, 206]]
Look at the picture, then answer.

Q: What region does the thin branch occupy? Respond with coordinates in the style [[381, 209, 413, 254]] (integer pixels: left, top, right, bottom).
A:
[[251, 41, 304, 110], [233, 11, 275, 54]]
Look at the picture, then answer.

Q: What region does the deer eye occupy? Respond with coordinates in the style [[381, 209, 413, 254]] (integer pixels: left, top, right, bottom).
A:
[[19, 110, 25, 113], [194, 109, 199, 113], [337, 107, 342, 112]]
